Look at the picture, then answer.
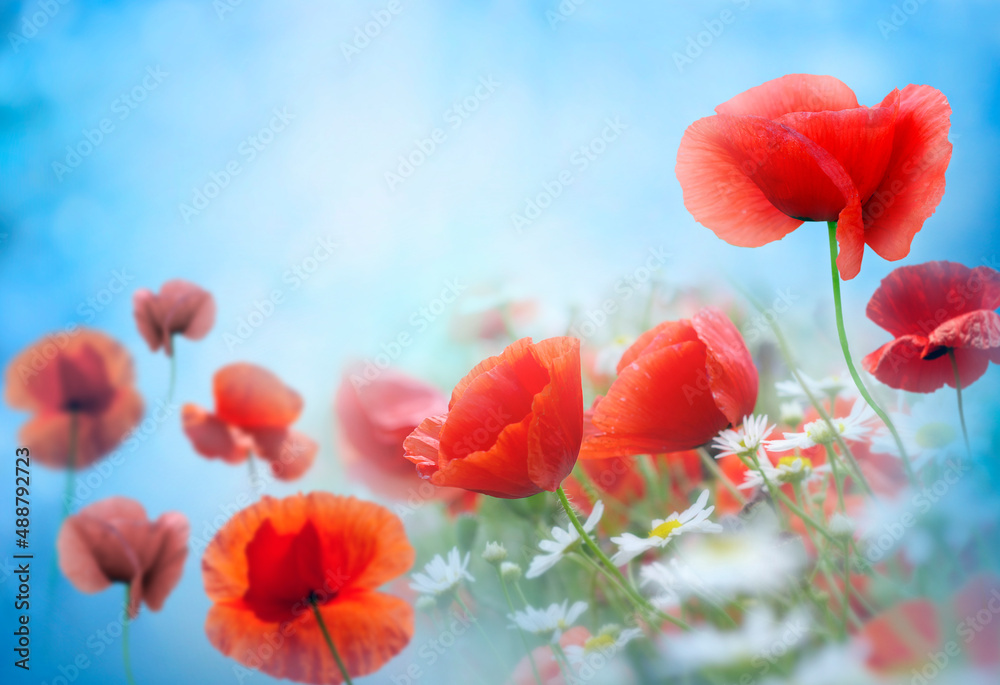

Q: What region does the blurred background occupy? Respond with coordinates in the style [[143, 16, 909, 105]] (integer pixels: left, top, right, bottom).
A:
[[2, 0, 999, 682]]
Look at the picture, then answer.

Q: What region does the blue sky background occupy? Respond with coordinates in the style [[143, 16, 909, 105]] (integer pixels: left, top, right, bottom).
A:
[[2, 0, 1000, 683]]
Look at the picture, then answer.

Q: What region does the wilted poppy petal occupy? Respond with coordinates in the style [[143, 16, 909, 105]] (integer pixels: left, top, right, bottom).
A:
[[250, 428, 318, 481], [214, 363, 303, 429], [676, 115, 804, 248], [182, 404, 251, 464], [692, 308, 758, 425], [715, 74, 859, 119], [862, 85, 952, 261]]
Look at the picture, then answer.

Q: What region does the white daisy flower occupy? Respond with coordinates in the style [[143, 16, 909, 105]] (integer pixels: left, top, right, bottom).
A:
[[712, 414, 774, 460], [870, 393, 964, 467], [768, 398, 875, 452], [526, 501, 605, 579], [640, 524, 807, 602], [740, 454, 831, 491], [409, 547, 474, 597], [509, 600, 588, 643], [779, 400, 805, 427], [610, 490, 722, 565], [776, 371, 853, 401], [564, 626, 643, 666], [653, 608, 811, 675]]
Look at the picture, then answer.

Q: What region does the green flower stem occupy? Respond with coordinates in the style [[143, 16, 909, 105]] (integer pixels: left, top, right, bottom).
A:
[[732, 281, 876, 497], [947, 350, 972, 458], [824, 444, 847, 512], [555, 487, 689, 631], [123, 586, 137, 685], [498, 571, 543, 685], [455, 593, 507, 669], [62, 411, 79, 519], [827, 221, 916, 485], [742, 453, 792, 529], [697, 447, 746, 506], [310, 595, 354, 685], [759, 472, 838, 546]]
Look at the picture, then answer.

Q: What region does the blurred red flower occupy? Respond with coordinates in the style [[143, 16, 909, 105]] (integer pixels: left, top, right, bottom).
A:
[[581, 308, 757, 459], [4, 328, 144, 469], [183, 363, 317, 480], [863, 261, 1000, 392], [334, 368, 475, 510], [57, 496, 189, 618], [507, 626, 590, 685], [202, 493, 414, 684], [404, 337, 583, 499], [676, 74, 952, 279], [859, 599, 941, 673], [133, 279, 216, 356]]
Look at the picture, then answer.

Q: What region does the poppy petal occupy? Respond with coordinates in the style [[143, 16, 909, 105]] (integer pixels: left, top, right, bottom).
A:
[[141, 511, 190, 612], [432, 415, 540, 498], [250, 428, 318, 481], [205, 590, 413, 685], [715, 74, 859, 119], [927, 309, 1000, 351], [617, 320, 699, 373], [867, 261, 993, 338], [585, 341, 729, 457], [861, 600, 941, 673], [525, 337, 583, 491], [158, 279, 216, 345], [676, 115, 804, 249], [862, 85, 952, 261], [775, 92, 899, 203], [863, 336, 991, 392], [403, 414, 447, 480], [182, 404, 251, 464], [692, 307, 758, 426], [132, 289, 165, 352], [214, 363, 303, 429]]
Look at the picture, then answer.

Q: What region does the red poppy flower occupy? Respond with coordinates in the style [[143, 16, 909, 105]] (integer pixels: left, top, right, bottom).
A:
[[403, 337, 583, 499], [183, 363, 317, 480], [507, 626, 589, 685], [863, 261, 1000, 392], [580, 308, 757, 459], [4, 329, 144, 469], [57, 496, 189, 618], [953, 574, 1000, 668], [335, 368, 475, 510], [676, 74, 952, 279], [859, 600, 941, 673], [202, 493, 414, 684], [133, 279, 216, 356]]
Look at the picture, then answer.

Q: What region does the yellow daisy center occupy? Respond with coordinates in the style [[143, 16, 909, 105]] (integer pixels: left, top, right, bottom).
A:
[[778, 456, 812, 470], [915, 422, 956, 449], [583, 634, 617, 653], [649, 520, 683, 539]]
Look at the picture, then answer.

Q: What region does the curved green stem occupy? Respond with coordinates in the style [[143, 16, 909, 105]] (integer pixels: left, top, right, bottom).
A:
[[947, 350, 972, 458], [309, 595, 354, 685], [827, 222, 916, 485], [554, 487, 689, 631], [123, 585, 137, 685]]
